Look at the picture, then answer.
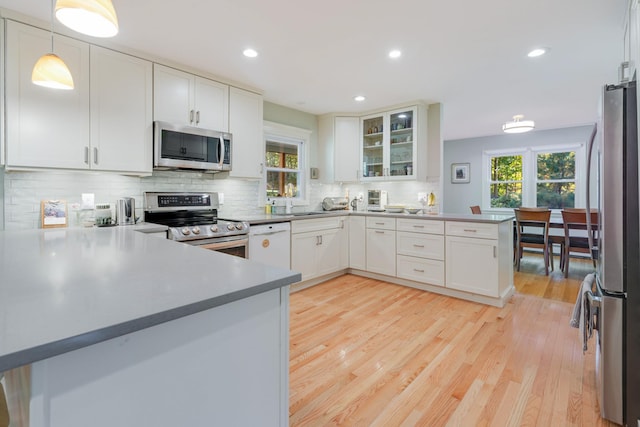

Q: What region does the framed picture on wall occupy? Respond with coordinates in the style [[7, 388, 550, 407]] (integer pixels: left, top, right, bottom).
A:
[[451, 163, 470, 184]]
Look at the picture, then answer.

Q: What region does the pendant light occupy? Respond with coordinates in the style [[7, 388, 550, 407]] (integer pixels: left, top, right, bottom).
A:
[[55, 0, 119, 38], [502, 114, 535, 134], [32, 0, 74, 90]]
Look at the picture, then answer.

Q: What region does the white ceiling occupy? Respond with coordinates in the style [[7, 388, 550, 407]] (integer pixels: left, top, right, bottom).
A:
[[0, 0, 628, 140]]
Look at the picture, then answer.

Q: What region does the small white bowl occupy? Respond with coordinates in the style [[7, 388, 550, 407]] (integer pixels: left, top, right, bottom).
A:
[[405, 208, 422, 214]]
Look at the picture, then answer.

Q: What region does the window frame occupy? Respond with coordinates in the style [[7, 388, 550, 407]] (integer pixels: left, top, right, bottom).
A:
[[482, 143, 585, 212], [262, 121, 311, 206]]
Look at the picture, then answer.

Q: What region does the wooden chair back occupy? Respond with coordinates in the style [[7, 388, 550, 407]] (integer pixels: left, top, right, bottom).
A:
[[514, 208, 552, 274], [470, 205, 481, 214]]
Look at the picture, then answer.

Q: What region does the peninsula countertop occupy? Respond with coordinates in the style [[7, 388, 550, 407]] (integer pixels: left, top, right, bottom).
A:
[[0, 226, 300, 372]]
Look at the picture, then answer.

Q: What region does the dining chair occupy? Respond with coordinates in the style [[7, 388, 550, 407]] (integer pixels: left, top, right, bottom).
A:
[[514, 208, 552, 275], [470, 205, 481, 214], [561, 208, 598, 278]]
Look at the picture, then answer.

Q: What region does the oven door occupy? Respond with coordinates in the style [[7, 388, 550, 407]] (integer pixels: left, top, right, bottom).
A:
[[189, 235, 248, 259]]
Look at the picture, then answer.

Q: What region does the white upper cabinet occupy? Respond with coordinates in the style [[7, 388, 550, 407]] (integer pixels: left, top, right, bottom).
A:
[[6, 20, 90, 169], [5, 21, 152, 175], [153, 64, 229, 132], [90, 46, 153, 174], [228, 87, 264, 179], [361, 106, 425, 181], [334, 117, 360, 182]]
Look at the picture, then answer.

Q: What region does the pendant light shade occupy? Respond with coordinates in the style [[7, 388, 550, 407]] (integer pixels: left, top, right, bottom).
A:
[[502, 114, 535, 134], [55, 0, 119, 38], [32, 53, 74, 89]]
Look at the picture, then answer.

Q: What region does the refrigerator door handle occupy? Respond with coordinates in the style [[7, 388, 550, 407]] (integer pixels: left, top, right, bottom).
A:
[[585, 123, 598, 260], [586, 289, 601, 333]]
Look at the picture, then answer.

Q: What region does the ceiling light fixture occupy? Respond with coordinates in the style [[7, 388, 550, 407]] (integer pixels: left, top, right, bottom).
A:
[[388, 50, 402, 59], [243, 48, 258, 58], [502, 115, 535, 133], [354, 95, 366, 102], [55, 0, 119, 38], [527, 48, 547, 58], [32, 0, 74, 90]]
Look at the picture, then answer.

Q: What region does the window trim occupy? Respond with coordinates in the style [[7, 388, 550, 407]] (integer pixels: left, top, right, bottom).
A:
[[262, 121, 312, 207], [482, 143, 585, 212]]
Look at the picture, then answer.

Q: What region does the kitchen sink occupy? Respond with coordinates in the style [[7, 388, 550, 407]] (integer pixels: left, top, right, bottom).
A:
[[290, 211, 327, 216]]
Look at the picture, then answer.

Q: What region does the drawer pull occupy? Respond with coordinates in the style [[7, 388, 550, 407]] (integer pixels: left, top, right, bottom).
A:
[[413, 244, 425, 248], [463, 229, 477, 232], [375, 222, 385, 225], [413, 268, 425, 273], [413, 225, 425, 228], [493, 246, 497, 258], [375, 230, 384, 234]]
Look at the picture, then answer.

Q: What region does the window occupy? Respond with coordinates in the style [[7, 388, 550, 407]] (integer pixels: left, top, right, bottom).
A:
[[483, 145, 582, 210], [535, 151, 576, 209], [265, 138, 302, 198], [262, 121, 311, 204], [489, 153, 523, 208]]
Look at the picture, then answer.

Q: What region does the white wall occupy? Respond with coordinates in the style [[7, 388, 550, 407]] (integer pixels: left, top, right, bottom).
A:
[[0, 167, 4, 230], [442, 125, 595, 214]]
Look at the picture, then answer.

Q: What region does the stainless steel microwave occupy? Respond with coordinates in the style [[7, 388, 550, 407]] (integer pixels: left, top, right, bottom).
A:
[[153, 121, 232, 172]]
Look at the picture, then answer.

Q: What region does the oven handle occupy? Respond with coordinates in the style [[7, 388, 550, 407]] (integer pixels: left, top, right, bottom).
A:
[[197, 237, 248, 251]]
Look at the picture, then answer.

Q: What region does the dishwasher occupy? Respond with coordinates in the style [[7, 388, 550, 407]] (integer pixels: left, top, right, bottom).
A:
[[248, 222, 291, 269]]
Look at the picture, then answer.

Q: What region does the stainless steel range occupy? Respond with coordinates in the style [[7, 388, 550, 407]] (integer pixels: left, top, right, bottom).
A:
[[143, 192, 250, 258]]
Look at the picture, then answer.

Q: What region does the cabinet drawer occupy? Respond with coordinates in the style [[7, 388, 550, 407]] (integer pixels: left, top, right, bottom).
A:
[[366, 216, 396, 230], [397, 255, 444, 287], [291, 216, 346, 234], [397, 219, 444, 234], [445, 221, 498, 240], [396, 232, 444, 260]]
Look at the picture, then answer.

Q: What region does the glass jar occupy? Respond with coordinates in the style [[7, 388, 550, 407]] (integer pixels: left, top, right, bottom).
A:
[[95, 203, 113, 226]]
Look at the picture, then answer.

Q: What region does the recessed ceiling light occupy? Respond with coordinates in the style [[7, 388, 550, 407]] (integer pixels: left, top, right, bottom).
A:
[[389, 50, 402, 59], [243, 48, 258, 58], [527, 48, 548, 58], [354, 95, 366, 102]]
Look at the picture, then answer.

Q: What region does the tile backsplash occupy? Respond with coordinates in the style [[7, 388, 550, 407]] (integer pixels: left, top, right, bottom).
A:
[[1, 169, 440, 230]]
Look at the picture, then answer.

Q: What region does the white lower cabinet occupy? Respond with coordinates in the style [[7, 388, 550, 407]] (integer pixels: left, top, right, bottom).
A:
[[445, 221, 503, 297], [366, 217, 396, 276], [396, 219, 444, 286], [348, 216, 366, 269], [291, 217, 347, 281]]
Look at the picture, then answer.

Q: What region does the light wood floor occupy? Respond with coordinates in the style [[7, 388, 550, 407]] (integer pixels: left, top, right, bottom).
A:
[[289, 256, 614, 426]]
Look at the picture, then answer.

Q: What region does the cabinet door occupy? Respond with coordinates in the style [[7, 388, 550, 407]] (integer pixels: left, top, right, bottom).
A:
[[153, 64, 193, 125], [388, 107, 416, 179], [6, 21, 89, 169], [445, 236, 499, 297], [194, 77, 229, 132], [316, 229, 341, 276], [366, 229, 396, 276], [291, 232, 318, 281], [349, 216, 366, 270], [334, 117, 360, 182], [229, 87, 264, 179], [90, 46, 152, 173], [361, 113, 385, 179]]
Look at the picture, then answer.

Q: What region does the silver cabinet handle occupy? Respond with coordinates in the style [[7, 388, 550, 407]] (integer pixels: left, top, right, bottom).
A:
[[413, 268, 425, 273], [375, 230, 384, 234], [84, 146, 89, 164], [413, 244, 425, 248], [189, 109, 194, 124], [93, 147, 98, 165], [463, 229, 477, 233], [493, 246, 497, 258], [413, 225, 425, 228], [196, 110, 200, 125], [375, 222, 385, 225]]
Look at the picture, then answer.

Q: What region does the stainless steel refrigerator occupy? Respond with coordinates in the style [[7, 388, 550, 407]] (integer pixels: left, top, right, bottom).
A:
[[586, 81, 640, 425]]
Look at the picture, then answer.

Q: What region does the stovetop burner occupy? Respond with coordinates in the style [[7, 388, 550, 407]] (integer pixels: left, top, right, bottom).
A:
[[143, 192, 249, 241]]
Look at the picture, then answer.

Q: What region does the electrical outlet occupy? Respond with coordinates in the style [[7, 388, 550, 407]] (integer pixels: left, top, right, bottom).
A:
[[81, 193, 95, 210], [218, 193, 224, 204], [358, 192, 364, 202], [418, 192, 427, 203]]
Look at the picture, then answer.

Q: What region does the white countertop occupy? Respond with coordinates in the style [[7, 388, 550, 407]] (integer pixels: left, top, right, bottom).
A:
[[0, 226, 300, 372]]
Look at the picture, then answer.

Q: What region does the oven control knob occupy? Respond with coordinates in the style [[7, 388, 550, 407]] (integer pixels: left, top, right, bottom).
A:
[[227, 224, 235, 231], [192, 226, 201, 235], [235, 223, 244, 230], [181, 227, 191, 235], [210, 225, 219, 233]]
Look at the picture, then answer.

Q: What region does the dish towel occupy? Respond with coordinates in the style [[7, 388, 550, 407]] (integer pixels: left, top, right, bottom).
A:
[[570, 273, 596, 352]]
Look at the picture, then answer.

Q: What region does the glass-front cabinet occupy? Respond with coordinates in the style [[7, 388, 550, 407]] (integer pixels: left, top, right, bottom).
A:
[[361, 107, 418, 181]]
